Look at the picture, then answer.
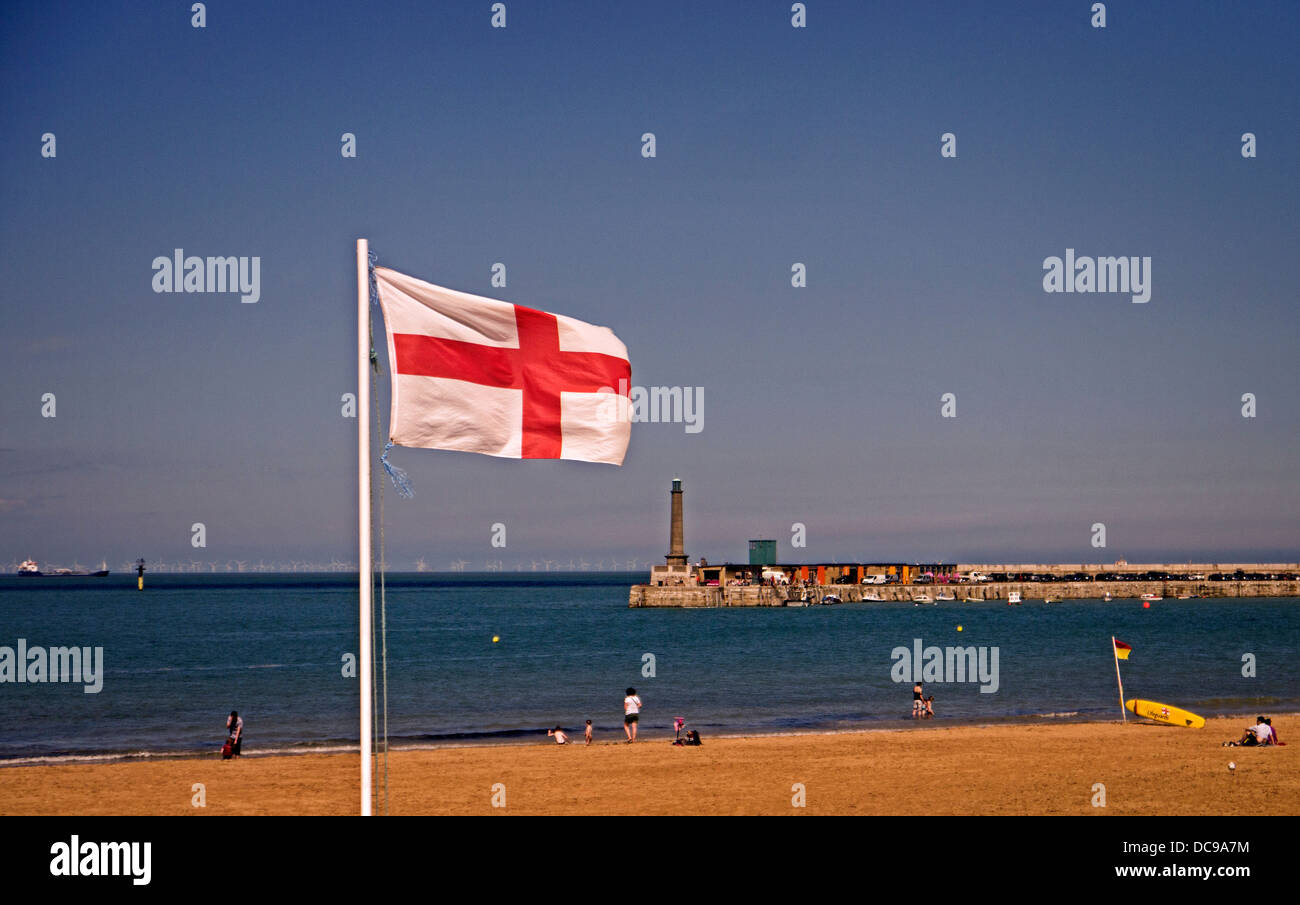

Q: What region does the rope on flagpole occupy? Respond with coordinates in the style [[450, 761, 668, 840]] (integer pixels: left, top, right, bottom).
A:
[[371, 333, 381, 813], [369, 254, 417, 500], [372, 339, 391, 815], [369, 252, 392, 814]]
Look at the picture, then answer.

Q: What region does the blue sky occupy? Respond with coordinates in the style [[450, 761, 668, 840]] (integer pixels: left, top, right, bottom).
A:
[[1, 1, 1297, 569]]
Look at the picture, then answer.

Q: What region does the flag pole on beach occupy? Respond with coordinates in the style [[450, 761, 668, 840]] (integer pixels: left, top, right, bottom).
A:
[[356, 252, 632, 815], [356, 238, 373, 815], [1112, 635, 1126, 723]]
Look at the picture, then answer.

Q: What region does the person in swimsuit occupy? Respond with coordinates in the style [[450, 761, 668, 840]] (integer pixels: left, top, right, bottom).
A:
[[584, 719, 593, 746], [547, 725, 569, 745], [924, 695, 935, 719], [913, 682, 923, 718]]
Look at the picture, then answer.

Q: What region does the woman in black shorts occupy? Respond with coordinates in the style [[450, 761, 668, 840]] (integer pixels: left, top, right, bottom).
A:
[[623, 687, 642, 742]]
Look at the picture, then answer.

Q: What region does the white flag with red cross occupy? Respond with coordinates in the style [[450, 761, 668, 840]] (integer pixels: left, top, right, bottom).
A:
[[372, 266, 632, 465]]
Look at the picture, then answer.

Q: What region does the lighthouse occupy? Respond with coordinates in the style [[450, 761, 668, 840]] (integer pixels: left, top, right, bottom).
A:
[[666, 478, 687, 566]]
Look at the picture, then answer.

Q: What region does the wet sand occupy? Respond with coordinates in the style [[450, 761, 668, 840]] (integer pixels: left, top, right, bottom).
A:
[[2, 715, 1295, 816]]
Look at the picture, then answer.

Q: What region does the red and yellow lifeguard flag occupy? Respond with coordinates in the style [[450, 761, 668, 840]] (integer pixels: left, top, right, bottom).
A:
[[1113, 639, 1133, 660]]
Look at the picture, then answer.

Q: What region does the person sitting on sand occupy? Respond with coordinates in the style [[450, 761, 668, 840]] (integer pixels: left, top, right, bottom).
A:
[[547, 725, 569, 745], [226, 710, 243, 759], [624, 687, 642, 742], [1264, 718, 1283, 745], [913, 682, 923, 718], [1226, 716, 1270, 747], [584, 719, 593, 746]]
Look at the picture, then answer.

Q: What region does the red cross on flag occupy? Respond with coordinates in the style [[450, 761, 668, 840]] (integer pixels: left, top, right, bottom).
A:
[[373, 266, 632, 465]]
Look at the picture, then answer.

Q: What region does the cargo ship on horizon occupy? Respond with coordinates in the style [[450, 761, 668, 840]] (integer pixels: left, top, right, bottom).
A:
[[15, 559, 110, 578]]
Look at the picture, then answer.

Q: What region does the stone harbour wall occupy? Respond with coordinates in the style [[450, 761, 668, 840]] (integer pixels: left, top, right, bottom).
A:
[[629, 579, 1300, 608]]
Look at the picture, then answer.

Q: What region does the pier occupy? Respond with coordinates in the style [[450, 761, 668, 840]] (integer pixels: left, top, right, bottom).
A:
[[630, 575, 1300, 607], [630, 479, 1300, 607]]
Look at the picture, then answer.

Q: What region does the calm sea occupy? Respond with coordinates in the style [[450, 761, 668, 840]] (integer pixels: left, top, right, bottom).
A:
[[1, 573, 1296, 763]]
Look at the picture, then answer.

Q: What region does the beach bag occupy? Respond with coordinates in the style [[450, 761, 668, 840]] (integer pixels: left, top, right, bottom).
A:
[[221, 738, 233, 759]]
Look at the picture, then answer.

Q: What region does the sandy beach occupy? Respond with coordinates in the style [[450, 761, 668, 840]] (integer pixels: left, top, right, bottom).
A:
[[2, 715, 1296, 816]]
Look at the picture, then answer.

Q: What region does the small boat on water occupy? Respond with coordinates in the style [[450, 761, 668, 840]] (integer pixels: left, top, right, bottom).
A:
[[961, 596, 984, 603], [862, 592, 884, 602], [821, 594, 842, 605], [935, 592, 956, 601], [1007, 591, 1022, 605], [1043, 596, 1055, 603], [1103, 592, 1114, 601], [1141, 593, 1162, 601], [912, 594, 934, 604]]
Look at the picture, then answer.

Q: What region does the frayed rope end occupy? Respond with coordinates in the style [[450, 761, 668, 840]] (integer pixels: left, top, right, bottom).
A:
[[381, 441, 414, 498]]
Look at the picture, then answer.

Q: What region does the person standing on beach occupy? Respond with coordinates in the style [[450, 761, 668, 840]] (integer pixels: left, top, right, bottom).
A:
[[226, 710, 243, 758], [623, 687, 642, 742], [913, 682, 923, 718], [924, 695, 935, 719], [585, 719, 593, 746]]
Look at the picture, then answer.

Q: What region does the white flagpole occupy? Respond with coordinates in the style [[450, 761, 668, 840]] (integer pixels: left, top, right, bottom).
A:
[[1112, 636, 1126, 724], [357, 238, 373, 815]]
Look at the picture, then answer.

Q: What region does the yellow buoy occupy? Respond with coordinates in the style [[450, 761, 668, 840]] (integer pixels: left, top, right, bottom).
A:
[[492, 636, 500, 643]]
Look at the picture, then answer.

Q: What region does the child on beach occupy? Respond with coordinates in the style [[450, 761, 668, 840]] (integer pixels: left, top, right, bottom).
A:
[[584, 719, 593, 746], [547, 726, 569, 745], [924, 695, 935, 719], [624, 688, 642, 742]]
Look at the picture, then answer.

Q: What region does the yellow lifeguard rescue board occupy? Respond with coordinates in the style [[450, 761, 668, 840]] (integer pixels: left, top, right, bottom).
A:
[[1126, 698, 1206, 728]]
